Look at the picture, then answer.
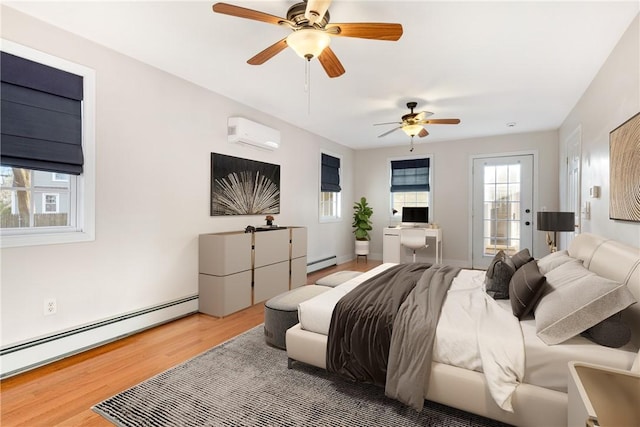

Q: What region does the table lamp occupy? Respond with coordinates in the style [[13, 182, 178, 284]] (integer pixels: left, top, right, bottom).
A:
[[537, 211, 575, 252]]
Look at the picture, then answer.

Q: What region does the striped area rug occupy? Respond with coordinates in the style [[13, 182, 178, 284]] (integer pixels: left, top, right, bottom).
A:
[[93, 325, 511, 426]]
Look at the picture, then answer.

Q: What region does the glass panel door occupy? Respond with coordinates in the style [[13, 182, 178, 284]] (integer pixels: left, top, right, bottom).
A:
[[473, 155, 533, 269]]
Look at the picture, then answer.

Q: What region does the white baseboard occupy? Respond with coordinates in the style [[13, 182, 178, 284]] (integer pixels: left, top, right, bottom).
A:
[[307, 256, 337, 273], [0, 295, 198, 379]]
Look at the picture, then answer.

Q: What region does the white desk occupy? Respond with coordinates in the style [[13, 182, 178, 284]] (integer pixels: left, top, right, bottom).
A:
[[383, 226, 442, 264]]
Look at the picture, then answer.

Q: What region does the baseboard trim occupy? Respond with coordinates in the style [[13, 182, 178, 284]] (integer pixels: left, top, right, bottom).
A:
[[0, 295, 198, 379], [307, 256, 337, 273]]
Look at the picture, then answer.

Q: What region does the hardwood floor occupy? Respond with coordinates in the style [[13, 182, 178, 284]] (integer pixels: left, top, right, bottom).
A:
[[0, 259, 382, 427]]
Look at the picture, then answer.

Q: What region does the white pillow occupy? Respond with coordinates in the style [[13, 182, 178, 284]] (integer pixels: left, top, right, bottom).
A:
[[536, 250, 576, 275], [534, 261, 637, 345]]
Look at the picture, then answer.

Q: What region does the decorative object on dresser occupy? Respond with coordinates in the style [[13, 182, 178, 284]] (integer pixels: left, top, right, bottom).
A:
[[536, 211, 575, 252], [198, 227, 306, 317], [210, 153, 280, 216], [609, 112, 640, 222]]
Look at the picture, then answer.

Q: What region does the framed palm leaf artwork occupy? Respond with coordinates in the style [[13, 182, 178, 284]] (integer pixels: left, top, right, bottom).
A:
[[211, 153, 280, 216], [609, 112, 640, 222]]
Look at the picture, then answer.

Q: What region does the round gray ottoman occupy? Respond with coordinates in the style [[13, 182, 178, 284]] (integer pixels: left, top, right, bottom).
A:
[[315, 270, 362, 287], [264, 285, 329, 349]]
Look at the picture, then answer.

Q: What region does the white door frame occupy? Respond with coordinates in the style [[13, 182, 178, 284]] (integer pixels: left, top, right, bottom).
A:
[[468, 150, 539, 268], [564, 125, 581, 249]]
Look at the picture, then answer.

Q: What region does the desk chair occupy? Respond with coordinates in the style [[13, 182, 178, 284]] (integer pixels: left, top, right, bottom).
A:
[[400, 228, 429, 262]]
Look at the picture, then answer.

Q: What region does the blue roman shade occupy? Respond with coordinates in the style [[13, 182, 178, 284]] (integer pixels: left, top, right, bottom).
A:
[[391, 158, 430, 192], [1, 52, 84, 175], [321, 153, 341, 192]]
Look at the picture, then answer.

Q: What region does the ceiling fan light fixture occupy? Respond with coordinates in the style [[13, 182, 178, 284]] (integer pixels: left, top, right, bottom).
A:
[[286, 28, 330, 60], [402, 124, 423, 137]]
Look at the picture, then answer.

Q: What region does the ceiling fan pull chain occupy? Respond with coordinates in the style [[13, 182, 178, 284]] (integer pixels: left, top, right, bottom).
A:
[[305, 59, 311, 115]]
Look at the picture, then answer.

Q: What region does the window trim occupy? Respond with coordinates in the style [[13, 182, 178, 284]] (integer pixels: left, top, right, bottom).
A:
[[1, 39, 95, 248], [388, 154, 434, 221]]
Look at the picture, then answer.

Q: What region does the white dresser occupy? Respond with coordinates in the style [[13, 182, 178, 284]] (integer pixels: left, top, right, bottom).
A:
[[198, 226, 307, 317]]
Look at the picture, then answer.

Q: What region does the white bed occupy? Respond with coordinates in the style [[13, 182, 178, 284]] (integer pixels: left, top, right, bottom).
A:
[[286, 233, 640, 427]]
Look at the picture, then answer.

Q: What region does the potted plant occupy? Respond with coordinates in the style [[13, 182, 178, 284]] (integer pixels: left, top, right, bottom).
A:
[[352, 196, 373, 256]]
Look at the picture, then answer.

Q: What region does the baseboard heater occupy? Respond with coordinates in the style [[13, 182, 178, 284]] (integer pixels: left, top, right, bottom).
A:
[[0, 295, 198, 379], [307, 255, 337, 273]]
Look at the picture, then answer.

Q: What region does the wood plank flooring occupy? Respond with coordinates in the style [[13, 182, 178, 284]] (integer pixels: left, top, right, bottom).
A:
[[0, 259, 381, 427]]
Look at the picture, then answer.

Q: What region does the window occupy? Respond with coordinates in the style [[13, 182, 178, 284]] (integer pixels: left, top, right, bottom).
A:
[[320, 153, 341, 221], [390, 157, 431, 220], [0, 40, 95, 248]]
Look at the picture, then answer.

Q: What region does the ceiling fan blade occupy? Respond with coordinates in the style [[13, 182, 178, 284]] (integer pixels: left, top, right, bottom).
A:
[[373, 121, 403, 126], [305, 0, 332, 25], [378, 127, 402, 138], [325, 23, 403, 41], [247, 38, 288, 65], [425, 118, 461, 125], [415, 111, 434, 121], [318, 47, 345, 78], [212, 3, 287, 26], [418, 128, 429, 138]]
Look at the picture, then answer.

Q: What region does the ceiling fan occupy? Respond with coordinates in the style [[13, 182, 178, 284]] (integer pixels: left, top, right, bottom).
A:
[[211, 1, 403, 78], [374, 102, 461, 151]]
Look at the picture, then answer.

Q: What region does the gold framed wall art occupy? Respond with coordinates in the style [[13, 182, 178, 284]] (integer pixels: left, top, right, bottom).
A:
[[609, 112, 640, 222]]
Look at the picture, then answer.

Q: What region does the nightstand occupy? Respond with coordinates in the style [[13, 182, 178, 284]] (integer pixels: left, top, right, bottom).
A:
[[568, 361, 640, 427]]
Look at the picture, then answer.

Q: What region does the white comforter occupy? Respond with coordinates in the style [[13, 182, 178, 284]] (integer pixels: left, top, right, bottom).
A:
[[434, 269, 525, 411], [298, 265, 525, 411]]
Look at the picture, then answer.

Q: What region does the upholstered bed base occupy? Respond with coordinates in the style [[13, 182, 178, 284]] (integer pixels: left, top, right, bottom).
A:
[[287, 323, 567, 426], [285, 234, 640, 427]]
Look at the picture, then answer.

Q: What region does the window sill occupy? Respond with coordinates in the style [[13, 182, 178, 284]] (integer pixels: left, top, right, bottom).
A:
[[319, 217, 341, 224], [1, 229, 95, 248]]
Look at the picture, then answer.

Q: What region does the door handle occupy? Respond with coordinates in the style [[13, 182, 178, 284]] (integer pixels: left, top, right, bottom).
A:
[[525, 221, 531, 226], [525, 209, 531, 213]]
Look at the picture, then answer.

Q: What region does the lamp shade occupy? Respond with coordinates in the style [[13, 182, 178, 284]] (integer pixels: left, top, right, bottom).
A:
[[402, 124, 423, 137], [537, 212, 575, 231], [286, 29, 330, 59]]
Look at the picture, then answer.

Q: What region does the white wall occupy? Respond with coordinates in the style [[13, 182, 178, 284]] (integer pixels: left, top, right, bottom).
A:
[[2, 7, 638, 355], [559, 14, 640, 248], [354, 130, 559, 266], [0, 7, 355, 347]]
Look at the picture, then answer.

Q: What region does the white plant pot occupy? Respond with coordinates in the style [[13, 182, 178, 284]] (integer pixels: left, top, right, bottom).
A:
[[355, 240, 370, 255]]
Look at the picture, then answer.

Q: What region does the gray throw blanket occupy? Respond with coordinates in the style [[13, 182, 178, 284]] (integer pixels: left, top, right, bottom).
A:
[[326, 263, 460, 411], [326, 263, 432, 386], [385, 265, 461, 410]]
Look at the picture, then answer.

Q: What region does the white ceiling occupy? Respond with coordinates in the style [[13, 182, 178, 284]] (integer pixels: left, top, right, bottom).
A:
[[5, 1, 639, 150]]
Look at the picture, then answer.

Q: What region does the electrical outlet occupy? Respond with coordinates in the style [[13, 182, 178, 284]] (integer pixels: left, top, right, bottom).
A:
[[44, 298, 57, 316]]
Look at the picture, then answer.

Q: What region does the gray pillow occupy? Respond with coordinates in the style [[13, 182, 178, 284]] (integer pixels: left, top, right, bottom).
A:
[[485, 250, 515, 299], [581, 312, 631, 348], [511, 248, 533, 270], [509, 260, 546, 319], [534, 261, 636, 345]]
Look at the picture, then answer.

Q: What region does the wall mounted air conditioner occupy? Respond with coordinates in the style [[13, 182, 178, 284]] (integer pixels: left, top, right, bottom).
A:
[[227, 117, 280, 150]]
